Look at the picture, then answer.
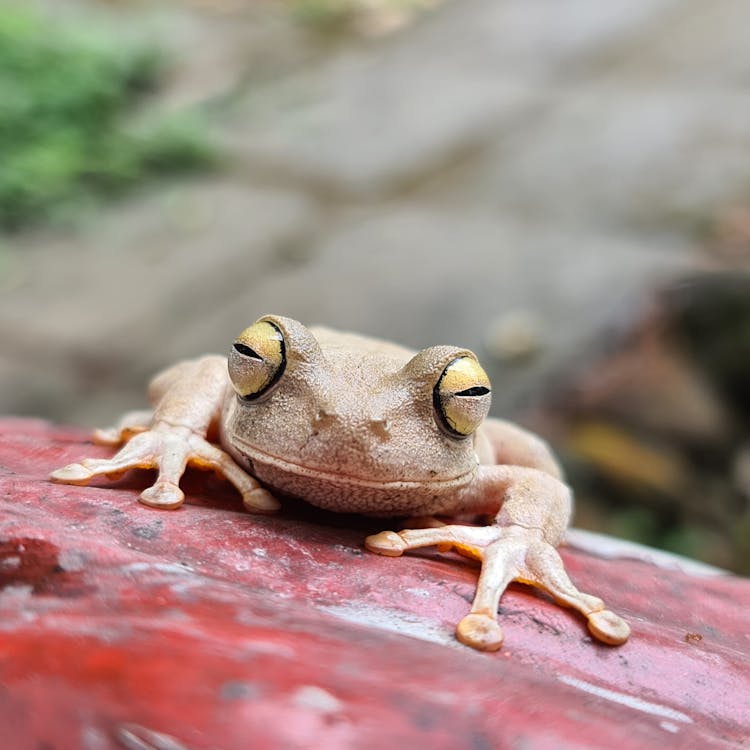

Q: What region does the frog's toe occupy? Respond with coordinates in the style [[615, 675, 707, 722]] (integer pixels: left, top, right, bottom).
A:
[[50, 462, 95, 485], [242, 487, 281, 514], [587, 609, 631, 645], [140, 481, 185, 509], [456, 613, 504, 652], [365, 530, 407, 557], [92, 427, 123, 446]]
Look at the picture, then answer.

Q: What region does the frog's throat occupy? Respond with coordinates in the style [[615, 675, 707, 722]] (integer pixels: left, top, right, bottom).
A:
[[228, 439, 477, 491]]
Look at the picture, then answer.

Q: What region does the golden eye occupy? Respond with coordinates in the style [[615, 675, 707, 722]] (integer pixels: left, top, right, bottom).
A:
[[434, 356, 491, 437], [228, 320, 285, 400]]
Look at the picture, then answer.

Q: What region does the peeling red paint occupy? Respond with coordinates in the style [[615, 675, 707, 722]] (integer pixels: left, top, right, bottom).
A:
[[0, 417, 749, 749]]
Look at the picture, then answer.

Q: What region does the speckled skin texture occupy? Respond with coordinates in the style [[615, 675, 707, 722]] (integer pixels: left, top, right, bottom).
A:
[[51, 315, 630, 650]]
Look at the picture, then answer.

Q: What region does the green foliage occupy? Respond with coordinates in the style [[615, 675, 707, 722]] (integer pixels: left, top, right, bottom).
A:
[[0, 8, 214, 230]]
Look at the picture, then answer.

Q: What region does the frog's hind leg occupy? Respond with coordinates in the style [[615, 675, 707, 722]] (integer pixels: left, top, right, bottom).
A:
[[521, 540, 630, 646], [366, 465, 630, 651]]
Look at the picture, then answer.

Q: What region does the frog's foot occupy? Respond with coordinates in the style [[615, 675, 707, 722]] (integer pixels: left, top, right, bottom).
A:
[[365, 524, 630, 650], [92, 409, 154, 446], [51, 422, 280, 513]]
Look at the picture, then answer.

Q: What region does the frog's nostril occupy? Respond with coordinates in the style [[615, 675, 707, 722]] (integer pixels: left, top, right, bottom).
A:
[[369, 417, 391, 440], [313, 408, 336, 428]]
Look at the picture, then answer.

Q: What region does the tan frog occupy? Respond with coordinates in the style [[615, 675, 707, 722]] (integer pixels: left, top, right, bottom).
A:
[[51, 315, 630, 651]]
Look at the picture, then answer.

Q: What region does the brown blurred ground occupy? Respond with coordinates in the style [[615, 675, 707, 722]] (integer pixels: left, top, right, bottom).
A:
[[1, 0, 749, 569]]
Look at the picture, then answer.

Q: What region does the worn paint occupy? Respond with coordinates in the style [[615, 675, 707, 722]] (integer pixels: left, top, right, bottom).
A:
[[0, 417, 749, 750]]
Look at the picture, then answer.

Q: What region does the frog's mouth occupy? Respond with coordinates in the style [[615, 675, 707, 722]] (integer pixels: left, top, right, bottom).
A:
[[228, 439, 476, 491]]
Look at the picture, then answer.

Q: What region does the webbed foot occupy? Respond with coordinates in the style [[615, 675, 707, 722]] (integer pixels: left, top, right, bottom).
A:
[[51, 421, 280, 513], [366, 523, 630, 649]]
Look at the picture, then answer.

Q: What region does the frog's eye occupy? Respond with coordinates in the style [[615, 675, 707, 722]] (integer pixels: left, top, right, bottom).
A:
[[434, 356, 491, 437], [228, 320, 286, 400]]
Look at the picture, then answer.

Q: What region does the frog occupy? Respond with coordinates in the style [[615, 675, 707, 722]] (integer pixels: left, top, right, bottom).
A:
[[51, 314, 630, 651]]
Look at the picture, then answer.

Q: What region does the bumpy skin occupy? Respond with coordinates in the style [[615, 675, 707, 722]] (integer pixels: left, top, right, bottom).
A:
[[51, 315, 630, 651]]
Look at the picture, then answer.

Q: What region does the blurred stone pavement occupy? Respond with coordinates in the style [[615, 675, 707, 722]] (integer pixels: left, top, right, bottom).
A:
[[1, 0, 750, 427]]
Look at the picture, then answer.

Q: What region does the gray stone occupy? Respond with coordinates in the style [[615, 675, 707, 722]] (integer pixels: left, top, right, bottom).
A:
[[225, 0, 684, 193], [0, 179, 316, 422], [616, 0, 750, 87], [434, 87, 750, 229]]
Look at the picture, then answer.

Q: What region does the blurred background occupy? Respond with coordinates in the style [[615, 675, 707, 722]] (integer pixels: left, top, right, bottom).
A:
[[1, 0, 749, 572]]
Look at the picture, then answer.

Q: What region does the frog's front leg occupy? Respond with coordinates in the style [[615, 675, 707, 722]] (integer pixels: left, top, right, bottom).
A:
[[51, 356, 279, 513], [366, 466, 630, 651]]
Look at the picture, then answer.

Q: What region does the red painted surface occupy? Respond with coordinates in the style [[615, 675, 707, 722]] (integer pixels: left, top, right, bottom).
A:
[[0, 417, 749, 750]]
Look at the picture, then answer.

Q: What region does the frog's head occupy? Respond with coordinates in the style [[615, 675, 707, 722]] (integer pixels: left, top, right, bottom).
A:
[[221, 315, 492, 513]]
